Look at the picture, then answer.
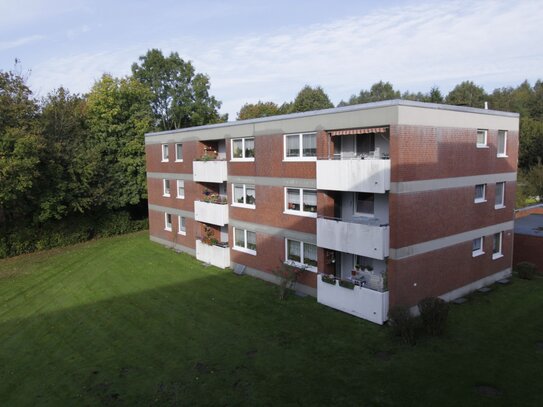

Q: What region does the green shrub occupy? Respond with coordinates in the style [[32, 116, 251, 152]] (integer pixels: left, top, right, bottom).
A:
[[418, 297, 449, 336], [338, 280, 355, 289], [321, 274, 336, 285], [515, 261, 537, 280], [388, 305, 418, 345]]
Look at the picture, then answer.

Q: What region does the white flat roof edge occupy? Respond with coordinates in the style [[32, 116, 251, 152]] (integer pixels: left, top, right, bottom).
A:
[[145, 99, 520, 138]]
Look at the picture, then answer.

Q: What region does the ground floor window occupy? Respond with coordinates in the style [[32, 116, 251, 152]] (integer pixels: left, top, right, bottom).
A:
[[233, 227, 256, 255], [492, 232, 503, 259], [285, 238, 317, 272], [472, 237, 484, 257], [164, 213, 172, 231], [178, 216, 186, 235]]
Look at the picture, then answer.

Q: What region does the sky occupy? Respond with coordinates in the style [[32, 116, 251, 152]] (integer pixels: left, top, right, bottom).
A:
[[1, 0, 542, 120]]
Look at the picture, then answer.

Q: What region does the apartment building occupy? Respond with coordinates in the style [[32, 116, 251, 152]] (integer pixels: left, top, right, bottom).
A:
[[145, 100, 519, 324]]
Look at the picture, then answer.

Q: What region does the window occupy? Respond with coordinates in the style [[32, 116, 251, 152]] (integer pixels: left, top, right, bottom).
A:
[[495, 182, 505, 208], [233, 227, 256, 255], [472, 237, 484, 257], [492, 232, 503, 259], [164, 213, 172, 231], [163, 179, 171, 197], [474, 184, 486, 203], [476, 129, 487, 147], [231, 138, 255, 160], [285, 239, 317, 272], [177, 216, 186, 235], [355, 192, 374, 215], [284, 132, 317, 160], [285, 188, 317, 217], [176, 180, 185, 199], [162, 144, 169, 161], [232, 184, 255, 208], [175, 143, 183, 161], [497, 130, 507, 157]]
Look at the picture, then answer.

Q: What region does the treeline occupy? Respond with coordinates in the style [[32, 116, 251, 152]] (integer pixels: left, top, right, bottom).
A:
[[1, 48, 542, 258], [0, 50, 226, 258]]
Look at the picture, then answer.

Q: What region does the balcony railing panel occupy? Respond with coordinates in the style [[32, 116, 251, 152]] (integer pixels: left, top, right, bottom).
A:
[[194, 200, 229, 226], [195, 239, 230, 269], [193, 160, 228, 183], [316, 158, 390, 193]]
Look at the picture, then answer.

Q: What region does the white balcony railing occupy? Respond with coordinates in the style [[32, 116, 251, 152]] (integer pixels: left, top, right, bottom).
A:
[[195, 239, 230, 269], [317, 217, 389, 260], [317, 275, 389, 324], [193, 160, 228, 183], [194, 200, 229, 226], [316, 158, 390, 193]]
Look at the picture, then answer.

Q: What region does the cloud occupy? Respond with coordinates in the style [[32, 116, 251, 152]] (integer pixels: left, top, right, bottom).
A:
[[0, 35, 45, 51]]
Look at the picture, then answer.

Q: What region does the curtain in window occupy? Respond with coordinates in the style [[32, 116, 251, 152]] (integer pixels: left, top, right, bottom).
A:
[[247, 231, 256, 250], [287, 188, 300, 210], [302, 133, 316, 157], [286, 135, 299, 157], [245, 138, 255, 157], [472, 238, 481, 252], [303, 190, 317, 212], [233, 139, 243, 158], [234, 185, 244, 203], [304, 243, 317, 266], [246, 186, 255, 205], [287, 240, 301, 262], [235, 228, 245, 247]]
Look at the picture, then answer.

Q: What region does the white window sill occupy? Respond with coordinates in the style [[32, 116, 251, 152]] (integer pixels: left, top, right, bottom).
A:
[[492, 253, 504, 260], [474, 199, 487, 204], [230, 158, 255, 162], [175, 159, 184, 162], [178, 231, 186, 236], [233, 246, 257, 256], [476, 145, 489, 149], [472, 250, 485, 258], [494, 204, 506, 210], [283, 210, 317, 218], [283, 157, 317, 162], [176, 196, 185, 200], [285, 260, 317, 273], [497, 154, 508, 158], [163, 194, 171, 198], [164, 227, 172, 232], [232, 203, 255, 209], [161, 159, 169, 162]]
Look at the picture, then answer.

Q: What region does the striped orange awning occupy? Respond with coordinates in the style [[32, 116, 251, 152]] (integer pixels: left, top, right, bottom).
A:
[[329, 127, 387, 136]]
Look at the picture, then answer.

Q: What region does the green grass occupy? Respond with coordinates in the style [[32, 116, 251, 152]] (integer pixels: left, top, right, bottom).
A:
[[1, 231, 542, 406]]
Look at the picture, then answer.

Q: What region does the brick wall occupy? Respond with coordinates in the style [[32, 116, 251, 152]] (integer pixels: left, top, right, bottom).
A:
[[513, 234, 543, 273]]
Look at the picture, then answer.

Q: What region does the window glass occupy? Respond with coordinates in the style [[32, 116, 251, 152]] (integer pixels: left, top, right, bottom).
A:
[[287, 188, 300, 210], [164, 179, 170, 195], [246, 186, 256, 205], [176, 143, 183, 160], [495, 182, 505, 206], [165, 213, 172, 230], [302, 133, 316, 157], [177, 180, 184, 198], [493, 233, 501, 254], [232, 139, 243, 158], [356, 192, 374, 214], [475, 184, 485, 202], [235, 228, 245, 247], [234, 185, 244, 203], [476, 129, 487, 146], [304, 243, 317, 267], [497, 131, 507, 156], [162, 144, 169, 160], [245, 138, 255, 158], [286, 135, 299, 157], [303, 190, 317, 212], [247, 231, 256, 250], [287, 239, 301, 262], [178, 216, 186, 234], [472, 237, 482, 253]]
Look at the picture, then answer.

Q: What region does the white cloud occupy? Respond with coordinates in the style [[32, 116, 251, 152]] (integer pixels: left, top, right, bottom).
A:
[[26, 0, 543, 118], [0, 35, 44, 51]]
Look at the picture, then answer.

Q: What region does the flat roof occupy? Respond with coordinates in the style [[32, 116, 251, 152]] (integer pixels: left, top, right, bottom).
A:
[[145, 99, 519, 138], [514, 214, 543, 237]]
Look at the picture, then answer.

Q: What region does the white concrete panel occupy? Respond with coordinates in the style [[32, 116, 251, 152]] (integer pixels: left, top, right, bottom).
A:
[[193, 160, 228, 183], [316, 159, 391, 193], [195, 240, 230, 268], [194, 200, 229, 226]]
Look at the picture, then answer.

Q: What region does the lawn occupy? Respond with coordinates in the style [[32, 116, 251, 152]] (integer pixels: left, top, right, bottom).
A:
[[0, 231, 542, 406]]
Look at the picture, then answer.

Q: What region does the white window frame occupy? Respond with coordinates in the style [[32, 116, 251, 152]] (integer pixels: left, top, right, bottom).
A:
[[163, 179, 171, 197], [232, 227, 257, 255], [476, 129, 488, 148], [231, 184, 256, 209], [474, 184, 486, 203], [164, 213, 172, 231], [176, 180, 185, 199], [284, 187, 317, 218], [495, 182, 505, 209], [492, 232, 503, 260], [283, 132, 317, 161], [230, 137, 255, 161], [162, 143, 169, 162], [497, 130, 507, 157], [175, 143, 183, 162], [472, 237, 484, 257], [177, 215, 186, 235], [284, 238, 317, 272]]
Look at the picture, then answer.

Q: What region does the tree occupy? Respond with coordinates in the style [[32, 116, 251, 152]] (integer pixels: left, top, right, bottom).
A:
[[131, 49, 227, 130], [289, 85, 333, 113], [338, 81, 400, 106], [445, 81, 487, 108], [86, 74, 154, 210], [237, 101, 280, 120]]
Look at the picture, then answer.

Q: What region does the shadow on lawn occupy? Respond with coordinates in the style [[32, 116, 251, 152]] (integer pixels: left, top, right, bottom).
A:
[[0, 270, 385, 406]]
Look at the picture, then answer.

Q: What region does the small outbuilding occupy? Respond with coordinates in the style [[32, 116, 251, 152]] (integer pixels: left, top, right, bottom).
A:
[[514, 205, 543, 273]]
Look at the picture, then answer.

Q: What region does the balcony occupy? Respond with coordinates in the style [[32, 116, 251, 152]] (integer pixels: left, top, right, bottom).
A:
[[195, 239, 230, 269], [317, 275, 389, 325], [317, 217, 389, 260], [194, 199, 229, 226], [193, 160, 227, 183], [316, 158, 390, 193]]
